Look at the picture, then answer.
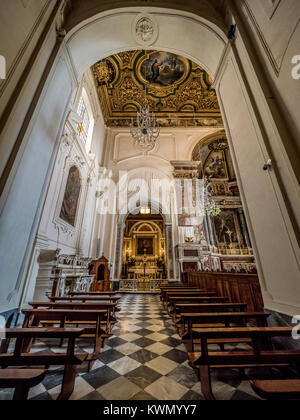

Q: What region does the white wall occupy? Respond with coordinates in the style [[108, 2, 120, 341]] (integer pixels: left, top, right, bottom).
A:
[[22, 70, 107, 304]]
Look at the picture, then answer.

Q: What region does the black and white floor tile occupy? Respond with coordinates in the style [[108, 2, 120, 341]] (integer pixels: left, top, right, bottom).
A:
[[1, 294, 283, 400]]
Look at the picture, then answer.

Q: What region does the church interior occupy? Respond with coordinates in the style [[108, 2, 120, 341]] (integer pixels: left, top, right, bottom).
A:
[[0, 0, 299, 402]]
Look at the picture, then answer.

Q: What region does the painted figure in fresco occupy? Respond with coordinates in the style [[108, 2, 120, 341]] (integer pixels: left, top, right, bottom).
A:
[[141, 52, 185, 86], [204, 152, 226, 178], [151, 60, 163, 82]]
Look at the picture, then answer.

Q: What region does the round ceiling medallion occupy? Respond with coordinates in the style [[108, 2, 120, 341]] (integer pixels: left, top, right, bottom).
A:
[[133, 13, 159, 47]]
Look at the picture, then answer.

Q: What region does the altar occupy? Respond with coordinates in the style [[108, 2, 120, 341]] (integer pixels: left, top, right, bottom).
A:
[[121, 211, 167, 284]]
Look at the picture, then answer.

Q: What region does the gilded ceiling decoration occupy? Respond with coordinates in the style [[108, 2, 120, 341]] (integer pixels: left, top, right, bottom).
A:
[[92, 50, 223, 128]]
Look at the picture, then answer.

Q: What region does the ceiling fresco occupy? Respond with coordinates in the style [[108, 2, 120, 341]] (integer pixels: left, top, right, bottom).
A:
[[92, 50, 223, 128]]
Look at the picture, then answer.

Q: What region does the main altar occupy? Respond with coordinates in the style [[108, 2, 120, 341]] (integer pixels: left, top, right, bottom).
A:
[[120, 211, 167, 292]]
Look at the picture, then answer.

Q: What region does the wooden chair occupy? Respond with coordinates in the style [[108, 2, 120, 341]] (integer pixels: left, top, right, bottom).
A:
[[0, 328, 87, 400], [250, 380, 300, 400], [0, 369, 46, 400]]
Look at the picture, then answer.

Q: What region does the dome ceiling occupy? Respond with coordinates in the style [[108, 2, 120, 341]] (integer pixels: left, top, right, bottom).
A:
[[92, 50, 223, 128]]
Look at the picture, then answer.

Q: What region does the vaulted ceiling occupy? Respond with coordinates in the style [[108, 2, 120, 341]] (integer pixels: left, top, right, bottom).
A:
[[92, 50, 223, 128]]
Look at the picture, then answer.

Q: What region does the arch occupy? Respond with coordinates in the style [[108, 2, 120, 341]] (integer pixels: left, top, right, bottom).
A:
[[65, 1, 228, 35], [97, 264, 105, 281], [65, 8, 227, 80]]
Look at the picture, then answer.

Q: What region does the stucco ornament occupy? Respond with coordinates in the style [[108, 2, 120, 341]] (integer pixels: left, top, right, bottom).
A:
[[133, 14, 159, 46]]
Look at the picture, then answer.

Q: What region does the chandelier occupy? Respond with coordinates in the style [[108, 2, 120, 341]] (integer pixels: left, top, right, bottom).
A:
[[203, 177, 222, 217], [130, 103, 160, 151]]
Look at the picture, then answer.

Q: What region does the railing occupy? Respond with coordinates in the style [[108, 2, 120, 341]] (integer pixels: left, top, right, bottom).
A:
[[119, 279, 164, 292], [218, 247, 254, 256]]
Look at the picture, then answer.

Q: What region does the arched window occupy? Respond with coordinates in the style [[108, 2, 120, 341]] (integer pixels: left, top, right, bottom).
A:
[[77, 96, 90, 143], [60, 166, 81, 227]]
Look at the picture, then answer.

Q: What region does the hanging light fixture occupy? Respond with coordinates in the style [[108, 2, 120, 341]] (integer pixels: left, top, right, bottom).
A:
[[196, 162, 221, 217], [203, 177, 222, 217], [130, 83, 160, 151]]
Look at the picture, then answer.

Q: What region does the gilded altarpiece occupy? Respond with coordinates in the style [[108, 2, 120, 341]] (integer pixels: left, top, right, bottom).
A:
[[121, 214, 167, 286]]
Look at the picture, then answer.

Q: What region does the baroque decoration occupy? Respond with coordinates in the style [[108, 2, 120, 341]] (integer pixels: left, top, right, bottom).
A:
[[92, 50, 222, 128]]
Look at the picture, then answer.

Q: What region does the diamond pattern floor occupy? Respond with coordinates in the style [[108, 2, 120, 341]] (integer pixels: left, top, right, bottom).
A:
[[0, 294, 273, 400]]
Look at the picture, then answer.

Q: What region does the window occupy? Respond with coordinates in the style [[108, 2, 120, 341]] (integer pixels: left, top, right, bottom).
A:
[[77, 97, 90, 143]]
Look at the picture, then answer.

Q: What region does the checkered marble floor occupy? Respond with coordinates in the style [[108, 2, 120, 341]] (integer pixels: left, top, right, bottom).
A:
[[1, 294, 279, 400]]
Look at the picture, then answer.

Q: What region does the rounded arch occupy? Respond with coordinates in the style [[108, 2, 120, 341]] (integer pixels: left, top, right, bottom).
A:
[[65, 2, 228, 36], [190, 130, 227, 161], [65, 7, 227, 81]]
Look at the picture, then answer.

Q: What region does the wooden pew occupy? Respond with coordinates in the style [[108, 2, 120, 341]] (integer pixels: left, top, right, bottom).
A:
[[188, 327, 300, 400], [69, 291, 117, 296], [0, 328, 86, 400], [0, 313, 15, 354], [179, 312, 269, 336], [173, 302, 248, 324], [165, 291, 217, 305], [49, 296, 120, 304], [46, 299, 119, 318], [0, 369, 47, 400], [22, 309, 110, 361], [161, 288, 210, 303], [167, 296, 227, 313], [163, 291, 217, 308], [176, 302, 248, 315], [250, 380, 300, 400], [29, 301, 118, 326], [178, 312, 269, 351]]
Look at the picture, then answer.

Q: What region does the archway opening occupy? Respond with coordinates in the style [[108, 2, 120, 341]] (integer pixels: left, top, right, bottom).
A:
[[122, 210, 167, 288]]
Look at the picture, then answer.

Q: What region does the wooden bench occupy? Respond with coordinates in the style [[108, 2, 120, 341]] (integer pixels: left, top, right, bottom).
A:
[[49, 296, 120, 307], [0, 313, 15, 354], [0, 328, 86, 400], [161, 288, 211, 303], [250, 379, 300, 400], [176, 302, 248, 315], [0, 369, 47, 400], [160, 286, 200, 300], [167, 296, 228, 315], [188, 327, 300, 400], [178, 312, 270, 351], [22, 309, 110, 361], [69, 291, 117, 296], [29, 302, 118, 327], [173, 302, 248, 324], [47, 299, 119, 317]]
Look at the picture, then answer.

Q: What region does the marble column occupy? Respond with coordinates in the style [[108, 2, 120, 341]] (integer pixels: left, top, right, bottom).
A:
[[114, 223, 125, 280], [203, 216, 211, 246], [206, 215, 216, 249], [165, 224, 175, 279]]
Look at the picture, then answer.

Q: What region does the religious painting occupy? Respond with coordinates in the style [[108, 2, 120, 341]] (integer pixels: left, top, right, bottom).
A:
[[204, 151, 227, 179], [137, 237, 154, 255], [214, 212, 238, 246], [60, 166, 81, 227], [140, 52, 186, 86]]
